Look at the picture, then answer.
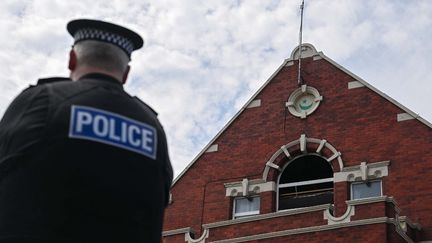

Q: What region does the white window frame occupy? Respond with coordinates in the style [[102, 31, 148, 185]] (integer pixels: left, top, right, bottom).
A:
[[233, 196, 260, 219], [350, 179, 383, 200], [279, 177, 334, 189], [278, 177, 334, 199]]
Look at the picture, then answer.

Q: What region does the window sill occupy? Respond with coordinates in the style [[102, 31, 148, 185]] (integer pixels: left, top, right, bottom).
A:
[[204, 204, 333, 229]]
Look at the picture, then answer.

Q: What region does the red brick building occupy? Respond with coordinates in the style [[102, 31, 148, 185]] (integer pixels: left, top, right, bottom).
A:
[[162, 44, 431, 242]]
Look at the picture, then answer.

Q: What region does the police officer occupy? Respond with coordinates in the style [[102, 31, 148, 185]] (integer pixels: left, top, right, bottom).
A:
[[0, 19, 173, 242]]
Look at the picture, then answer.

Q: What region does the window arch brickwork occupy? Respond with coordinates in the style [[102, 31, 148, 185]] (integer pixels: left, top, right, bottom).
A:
[[262, 134, 343, 182]]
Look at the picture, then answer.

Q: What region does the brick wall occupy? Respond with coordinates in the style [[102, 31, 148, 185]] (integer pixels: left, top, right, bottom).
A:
[[163, 53, 432, 241]]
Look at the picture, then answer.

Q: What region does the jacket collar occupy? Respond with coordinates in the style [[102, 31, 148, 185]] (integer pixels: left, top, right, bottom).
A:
[[79, 73, 123, 87]]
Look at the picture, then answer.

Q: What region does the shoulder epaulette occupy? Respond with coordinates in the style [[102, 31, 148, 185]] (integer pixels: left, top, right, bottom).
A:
[[37, 77, 71, 85], [133, 96, 158, 116]]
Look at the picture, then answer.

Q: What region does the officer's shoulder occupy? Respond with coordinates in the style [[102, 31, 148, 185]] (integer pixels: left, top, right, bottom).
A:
[[133, 96, 158, 116], [21, 77, 71, 93], [36, 77, 71, 85]]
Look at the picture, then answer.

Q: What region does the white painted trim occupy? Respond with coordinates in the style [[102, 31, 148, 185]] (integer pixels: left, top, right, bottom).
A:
[[225, 179, 275, 197], [290, 43, 319, 59], [388, 218, 415, 243], [324, 205, 355, 225], [203, 204, 333, 229], [233, 210, 260, 218], [342, 160, 390, 172], [286, 85, 323, 119], [185, 228, 209, 243], [279, 177, 333, 188], [263, 135, 343, 181], [286, 60, 294, 66], [265, 161, 280, 170], [316, 139, 326, 153], [313, 55, 323, 61], [347, 196, 388, 205], [205, 144, 218, 153], [334, 161, 390, 182], [300, 134, 306, 152], [168, 192, 173, 204], [348, 81, 365, 89], [162, 227, 194, 236], [397, 113, 415, 122], [399, 215, 422, 230], [346, 196, 401, 214], [241, 179, 249, 196], [327, 152, 341, 163], [246, 99, 261, 108], [281, 145, 291, 158]]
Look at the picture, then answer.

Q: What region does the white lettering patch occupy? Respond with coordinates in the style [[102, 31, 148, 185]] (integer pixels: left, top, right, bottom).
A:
[[69, 105, 157, 159]]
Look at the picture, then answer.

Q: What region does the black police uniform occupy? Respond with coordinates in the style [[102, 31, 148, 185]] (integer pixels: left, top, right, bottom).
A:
[[0, 73, 173, 242]]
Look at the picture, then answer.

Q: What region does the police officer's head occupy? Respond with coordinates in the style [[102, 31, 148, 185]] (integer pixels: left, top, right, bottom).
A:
[[67, 19, 144, 84]]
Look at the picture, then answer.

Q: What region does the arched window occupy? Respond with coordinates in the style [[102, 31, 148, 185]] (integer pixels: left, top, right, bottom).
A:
[[278, 155, 334, 210]]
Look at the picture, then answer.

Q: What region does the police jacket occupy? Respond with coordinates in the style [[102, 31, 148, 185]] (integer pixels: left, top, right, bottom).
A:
[[0, 73, 173, 243]]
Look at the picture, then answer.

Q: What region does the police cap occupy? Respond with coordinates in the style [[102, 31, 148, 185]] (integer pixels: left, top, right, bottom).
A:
[[67, 19, 144, 57]]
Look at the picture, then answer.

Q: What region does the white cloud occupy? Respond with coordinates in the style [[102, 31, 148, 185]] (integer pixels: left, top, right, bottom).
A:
[[0, 0, 431, 177]]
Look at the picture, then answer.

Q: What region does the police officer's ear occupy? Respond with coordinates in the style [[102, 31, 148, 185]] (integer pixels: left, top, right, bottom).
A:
[[68, 49, 77, 72], [122, 65, 130, 84]]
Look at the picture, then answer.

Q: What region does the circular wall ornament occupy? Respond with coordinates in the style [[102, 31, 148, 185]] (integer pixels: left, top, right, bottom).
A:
[[285, 85, 323, 119]]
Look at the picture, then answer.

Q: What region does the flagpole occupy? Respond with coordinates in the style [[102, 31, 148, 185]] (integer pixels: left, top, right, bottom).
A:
[[297, 0, 305, 86]]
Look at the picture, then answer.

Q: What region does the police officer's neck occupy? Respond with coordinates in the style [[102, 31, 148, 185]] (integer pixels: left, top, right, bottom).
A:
[[70, 66, 126, 84]]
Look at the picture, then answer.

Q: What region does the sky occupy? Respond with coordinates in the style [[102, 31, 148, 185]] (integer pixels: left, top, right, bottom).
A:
[[1, 0, 431, 177]]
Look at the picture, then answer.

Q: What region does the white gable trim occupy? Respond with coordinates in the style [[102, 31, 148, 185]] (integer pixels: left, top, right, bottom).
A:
[[348, 81, 365, 89], [397, 113, 415, 122], [171, 44, 432, 187], [247, 99, 261, 108]]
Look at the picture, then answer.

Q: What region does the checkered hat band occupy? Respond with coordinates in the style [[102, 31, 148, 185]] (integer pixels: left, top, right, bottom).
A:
[[74, 28, 134, 55]]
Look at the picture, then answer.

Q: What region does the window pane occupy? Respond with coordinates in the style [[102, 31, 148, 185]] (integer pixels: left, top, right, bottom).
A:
[[296, 181, 333, 194], [279, 191, 333, 210], [235, 197, 260, 214], [278, 155, 334, 211], [351, 180, 382, 200], [279, 155, 333, 184]]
